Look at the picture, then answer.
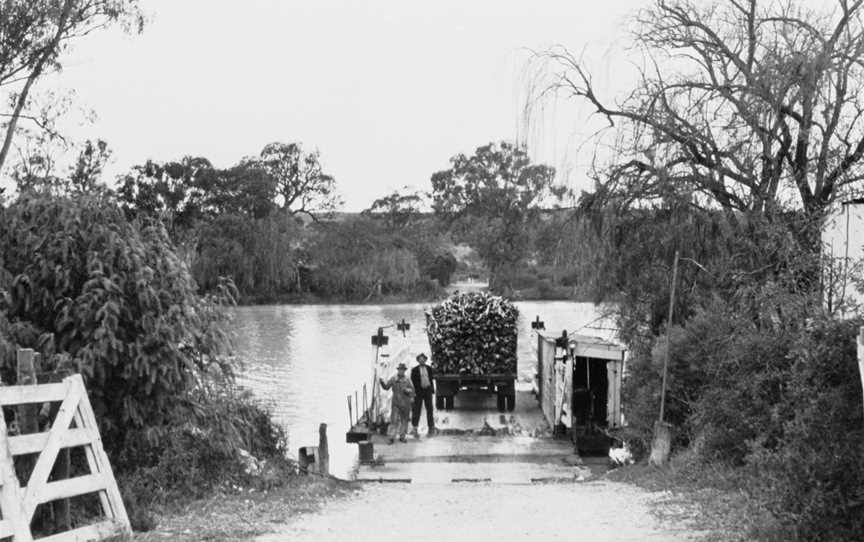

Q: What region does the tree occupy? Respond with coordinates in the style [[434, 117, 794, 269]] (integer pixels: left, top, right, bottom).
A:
[[12, 136, 111, 196], [362, 188, 427, 231], [0, 193, 234, 455], [6, 92, 76, 194], [68, 138, 111, 193], [214, 162, 277, 219], [192, 211, 302, 301], [117, 156, 221, 239], [0, 0, 143, 174], [430, 141, 558, 289], [544, 0, 864, 216], [251, 142, 340, 220]]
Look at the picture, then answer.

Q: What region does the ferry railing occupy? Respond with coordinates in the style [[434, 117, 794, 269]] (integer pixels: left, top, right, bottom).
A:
[[345, 320, 412, 444]]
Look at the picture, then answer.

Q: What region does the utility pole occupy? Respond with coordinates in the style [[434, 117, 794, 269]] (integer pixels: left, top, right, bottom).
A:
[[650, 250, 679, 466]]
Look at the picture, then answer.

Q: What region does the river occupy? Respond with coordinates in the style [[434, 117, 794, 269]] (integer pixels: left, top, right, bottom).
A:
[[231, 300, 616, 477]]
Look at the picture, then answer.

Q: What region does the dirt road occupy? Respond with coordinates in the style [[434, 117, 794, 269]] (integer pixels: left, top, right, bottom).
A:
[[256, 480, 701, 542]]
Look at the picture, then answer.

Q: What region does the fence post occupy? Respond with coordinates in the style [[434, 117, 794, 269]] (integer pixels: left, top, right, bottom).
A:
[[16, 349, 45, 530], [17, 350, 72, 532], [16, 349, 38, 432], [318, 423, 329, 476]]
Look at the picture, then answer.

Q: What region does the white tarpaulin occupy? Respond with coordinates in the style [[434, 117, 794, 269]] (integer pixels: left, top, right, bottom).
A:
[[553, 355, 573, 429], [538, 333, 557, 428], [371, 329, 414, 424]]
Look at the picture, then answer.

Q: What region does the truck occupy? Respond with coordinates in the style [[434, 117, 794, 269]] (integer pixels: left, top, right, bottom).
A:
[[425, 292, 518, 413]]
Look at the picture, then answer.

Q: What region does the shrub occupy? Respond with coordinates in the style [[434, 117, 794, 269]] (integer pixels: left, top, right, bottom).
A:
[[0, 193, 290, 520], [118, 381, 287, 505], [748, 317, 864, 541], [0, 194, 239, 455]]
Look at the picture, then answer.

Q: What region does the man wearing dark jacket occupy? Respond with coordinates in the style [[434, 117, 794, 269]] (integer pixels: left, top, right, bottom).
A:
[[410, 353, 436, 437]]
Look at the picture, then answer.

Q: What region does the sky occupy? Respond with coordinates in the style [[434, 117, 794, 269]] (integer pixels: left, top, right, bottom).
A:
[[10, 0, 650, 210]]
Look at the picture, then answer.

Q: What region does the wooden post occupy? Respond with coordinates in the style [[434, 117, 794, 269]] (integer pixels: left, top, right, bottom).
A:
[[16, 349, 38, 432], [858, 326, 864, 419], [16, 349, 44, 531], [17, 351, 72, 532], [318, 423, 329, 476], [16, 350, 39, 484], [658, 250, 679, 423], [650, 250, 679, 467]]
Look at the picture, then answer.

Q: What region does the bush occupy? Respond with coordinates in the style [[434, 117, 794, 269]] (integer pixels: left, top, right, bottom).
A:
[[0, 193, 292, 527], [118, 382, 287, 505], [0, 194, 239, 455], [592, 207, 864, 539], [748, 317, 864, 541]]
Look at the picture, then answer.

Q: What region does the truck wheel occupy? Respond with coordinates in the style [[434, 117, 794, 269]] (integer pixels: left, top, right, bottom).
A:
[[435, 395, 444, 410], [497, 394, 506, 412], [506, 393, 516, 412]]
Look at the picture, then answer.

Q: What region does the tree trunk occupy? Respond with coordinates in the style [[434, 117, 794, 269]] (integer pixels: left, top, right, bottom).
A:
[[0, 0, 74, 174]]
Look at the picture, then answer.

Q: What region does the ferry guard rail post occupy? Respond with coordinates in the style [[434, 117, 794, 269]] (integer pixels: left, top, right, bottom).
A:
[[344, 325, 397, 467], [531, 316, 545, 398]]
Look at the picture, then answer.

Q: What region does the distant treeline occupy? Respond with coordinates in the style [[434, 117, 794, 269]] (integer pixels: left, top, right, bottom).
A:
[[108, 141, 579, 304], [107, 150, 457, 303]]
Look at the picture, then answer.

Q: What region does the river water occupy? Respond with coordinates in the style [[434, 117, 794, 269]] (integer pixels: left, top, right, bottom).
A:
[[231, 300, 615, 477]]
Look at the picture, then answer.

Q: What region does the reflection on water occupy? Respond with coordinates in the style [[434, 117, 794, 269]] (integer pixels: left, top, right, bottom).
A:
[[231, 301, 615, 478]]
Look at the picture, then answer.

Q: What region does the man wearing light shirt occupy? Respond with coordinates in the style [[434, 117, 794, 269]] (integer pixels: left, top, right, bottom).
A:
[[410, 353, 436, 437]]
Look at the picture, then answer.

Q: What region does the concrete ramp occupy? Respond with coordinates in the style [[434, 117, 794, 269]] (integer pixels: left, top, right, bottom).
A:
[[353, 390, 604, 483]]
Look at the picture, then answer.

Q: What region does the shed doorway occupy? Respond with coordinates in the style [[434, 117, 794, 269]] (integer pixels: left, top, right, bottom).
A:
[[572, 356, 609, 428]]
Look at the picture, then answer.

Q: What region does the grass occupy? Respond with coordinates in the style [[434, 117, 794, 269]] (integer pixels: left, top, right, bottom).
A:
[[133, 475, 360, 542], [605, 453, 789, 542]]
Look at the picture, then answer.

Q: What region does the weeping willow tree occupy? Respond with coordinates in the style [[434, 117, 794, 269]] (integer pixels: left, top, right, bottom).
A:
[[545, 205, 821, 346], [192, 212, 303, 302]]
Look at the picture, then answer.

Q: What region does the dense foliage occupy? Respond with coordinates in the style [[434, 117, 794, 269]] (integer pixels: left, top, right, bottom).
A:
[[561, 202, 864, 540], [0, 193, 287, 526], [115, 154, 463, 303]]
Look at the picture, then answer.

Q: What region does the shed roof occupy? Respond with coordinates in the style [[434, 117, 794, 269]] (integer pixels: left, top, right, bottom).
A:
[[537, 331, 625, 361]]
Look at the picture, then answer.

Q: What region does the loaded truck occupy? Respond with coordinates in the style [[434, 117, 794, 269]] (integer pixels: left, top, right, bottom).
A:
[[425, 292, 518, 413]]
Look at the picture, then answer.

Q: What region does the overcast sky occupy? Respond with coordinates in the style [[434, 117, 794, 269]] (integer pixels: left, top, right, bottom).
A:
[[24, 0, 650, 210]]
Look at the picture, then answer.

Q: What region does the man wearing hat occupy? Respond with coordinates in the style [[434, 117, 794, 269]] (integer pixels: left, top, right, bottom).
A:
[[379, 362, 415, 443], [410, 353, 436, 437]]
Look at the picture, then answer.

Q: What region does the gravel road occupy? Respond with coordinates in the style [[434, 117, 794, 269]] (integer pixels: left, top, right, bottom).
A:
[[256, 480, 700, 542]]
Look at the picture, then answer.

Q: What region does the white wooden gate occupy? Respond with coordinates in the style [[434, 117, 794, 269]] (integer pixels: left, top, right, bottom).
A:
[[0, 374, 131, 542]]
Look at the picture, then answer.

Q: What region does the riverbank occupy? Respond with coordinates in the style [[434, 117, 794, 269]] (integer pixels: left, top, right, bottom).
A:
[[235, 285, 590, 306], [237, 291, 448, 306]]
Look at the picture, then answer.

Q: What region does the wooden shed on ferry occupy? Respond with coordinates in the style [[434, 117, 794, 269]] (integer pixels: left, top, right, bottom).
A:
[[536, 331, 625, 454]]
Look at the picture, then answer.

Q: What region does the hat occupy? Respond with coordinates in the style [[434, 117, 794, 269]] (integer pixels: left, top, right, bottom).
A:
[[416, 353, 428, 362], [396, 362, 408, 370]]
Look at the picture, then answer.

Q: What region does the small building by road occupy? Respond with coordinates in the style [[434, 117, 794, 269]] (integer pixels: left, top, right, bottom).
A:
[[536, 331, 625, 454]]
